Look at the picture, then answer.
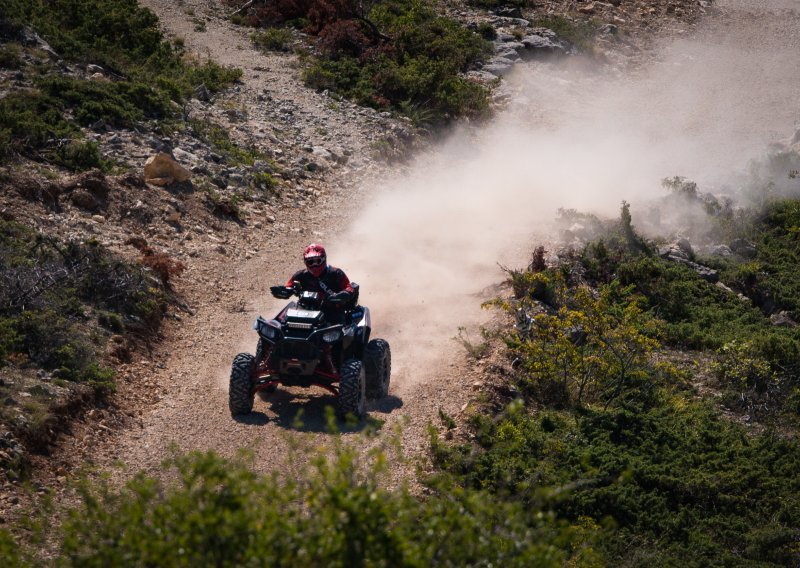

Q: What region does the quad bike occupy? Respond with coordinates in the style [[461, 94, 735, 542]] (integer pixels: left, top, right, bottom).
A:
[[229, 281, 391, 419]]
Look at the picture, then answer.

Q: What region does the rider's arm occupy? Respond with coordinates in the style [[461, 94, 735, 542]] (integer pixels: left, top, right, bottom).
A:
[[285, 270, 305, 288], [336, 270, 355, 294]]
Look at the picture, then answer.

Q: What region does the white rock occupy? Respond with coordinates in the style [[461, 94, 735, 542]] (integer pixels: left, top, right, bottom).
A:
[[173, 148, 200, 163]]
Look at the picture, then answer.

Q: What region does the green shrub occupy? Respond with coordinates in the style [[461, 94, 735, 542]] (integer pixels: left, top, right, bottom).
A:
[[434, 401, 800, 566], [0, 221, 167, 388], [477, 22, 497, 41], [712, 340, 774, 392], [251, 27, 293, 51], [38, 447, 588, 566], [264, 0, 491, 125], [497, 270, 663, 408], [52, 140, 110, 171], [723, 199, 800, 319], [0, 43, 24, 69], [189, 119, 265, 166]]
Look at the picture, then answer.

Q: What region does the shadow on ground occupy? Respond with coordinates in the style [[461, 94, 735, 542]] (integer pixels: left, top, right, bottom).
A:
[[231, 389, 404, 433]]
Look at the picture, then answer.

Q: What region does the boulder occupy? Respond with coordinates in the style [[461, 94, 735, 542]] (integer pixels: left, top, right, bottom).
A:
[[770, 311, 798, 328], [690, 262, 719, 283], [483, 57, 516, 77], [730, 238, 757, 258], [492, 6, 522, 18], [658, 243, 689, 261], [519, 30, 571, 57], [173, 148, 200, 164], [660, 241, 718, 282], [144, 152, 191, 186], [709, 244, 733, 257], [20, 27, 58, 57], [496, 47, 521, 61], [70, 190, 100, 211]]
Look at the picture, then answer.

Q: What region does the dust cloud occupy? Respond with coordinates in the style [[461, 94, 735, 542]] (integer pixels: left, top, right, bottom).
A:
[[333, 0, 800, 393]]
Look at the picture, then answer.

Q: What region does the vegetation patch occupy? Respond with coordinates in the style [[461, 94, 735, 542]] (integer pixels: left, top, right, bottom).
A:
[[574, 201, 800, 419], [189, 119, 266, 167], [0, 220, 171, 479], [433, 401, 800, 566], [426, 197, 800, 565], [188, 118, 280, 208], [251, 28, 293, 52], [0, 220, 169, 381], [2, 440, 597, 566], [0, 0, 241, 169], [236, 0, 492, 125]]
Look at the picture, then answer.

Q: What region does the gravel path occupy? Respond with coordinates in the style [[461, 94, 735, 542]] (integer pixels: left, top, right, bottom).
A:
[[63, 0, 800, 487]]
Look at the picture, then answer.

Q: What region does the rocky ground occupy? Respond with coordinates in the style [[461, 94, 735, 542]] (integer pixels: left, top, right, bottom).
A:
[[0, 0, 732, 522]]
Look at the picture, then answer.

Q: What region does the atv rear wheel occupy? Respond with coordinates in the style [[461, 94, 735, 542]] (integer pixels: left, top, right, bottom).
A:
[[229, 353, 255, 415], [337, 359, 366, 419], [364, 339, 391, 400]]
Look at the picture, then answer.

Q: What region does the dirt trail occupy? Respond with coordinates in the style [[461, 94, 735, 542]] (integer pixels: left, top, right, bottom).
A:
[[84, 0, 800, 485], [70, 0, 484, 484]]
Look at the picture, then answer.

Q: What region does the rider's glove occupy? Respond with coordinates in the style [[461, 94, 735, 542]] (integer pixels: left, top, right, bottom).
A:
[[327, 291, 351, 305], [270, 285, 293, 300]]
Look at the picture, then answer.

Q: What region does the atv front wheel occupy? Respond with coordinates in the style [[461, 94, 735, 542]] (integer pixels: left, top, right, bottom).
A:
[[337, 359, 366, 419], [229, 353, 255, 415], [255, 339, 266, 364], [364, 339, 391, 400]]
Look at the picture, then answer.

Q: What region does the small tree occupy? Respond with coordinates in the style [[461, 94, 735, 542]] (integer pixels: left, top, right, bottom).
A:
[[506, 271, 661, 408]]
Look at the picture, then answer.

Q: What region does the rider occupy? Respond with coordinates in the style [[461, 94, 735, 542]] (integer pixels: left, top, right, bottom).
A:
[[280, 244, 354, 316]]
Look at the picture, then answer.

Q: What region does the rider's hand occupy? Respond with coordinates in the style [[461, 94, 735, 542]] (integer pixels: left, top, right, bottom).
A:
[[270, 285, 293, 299], [327, 291, 350, 305]]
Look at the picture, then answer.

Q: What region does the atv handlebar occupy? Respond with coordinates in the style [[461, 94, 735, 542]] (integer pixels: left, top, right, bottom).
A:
[[270, 285, 294, 300], [270, 283, 352, 307]]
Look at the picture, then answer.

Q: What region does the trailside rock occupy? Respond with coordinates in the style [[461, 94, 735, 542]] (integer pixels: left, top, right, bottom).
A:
[[730, 238, 757, 258], [709, 244, 733, 257], [770, 311, 798, 327], [144, 153, 191, 186]]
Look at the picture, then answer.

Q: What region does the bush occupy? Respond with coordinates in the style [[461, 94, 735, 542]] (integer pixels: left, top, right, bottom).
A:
[[251, 27, 294, 51], [25, 446, 589, 566], [0, 221, 168, 387], [256, 0, 491, 125], [496, 269, 664, 408], [434, 401, 800, 566]]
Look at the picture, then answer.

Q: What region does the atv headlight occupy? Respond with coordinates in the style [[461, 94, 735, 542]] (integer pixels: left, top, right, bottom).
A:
[[322, 329, 342, 343], [255, 317, 280, 341]]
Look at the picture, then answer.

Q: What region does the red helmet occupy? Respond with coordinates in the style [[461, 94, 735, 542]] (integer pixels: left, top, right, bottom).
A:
[[303, 243, 327, 277]]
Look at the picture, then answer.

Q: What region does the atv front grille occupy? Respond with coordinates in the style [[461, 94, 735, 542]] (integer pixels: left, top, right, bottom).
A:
[[275, 339, 319, 360]]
